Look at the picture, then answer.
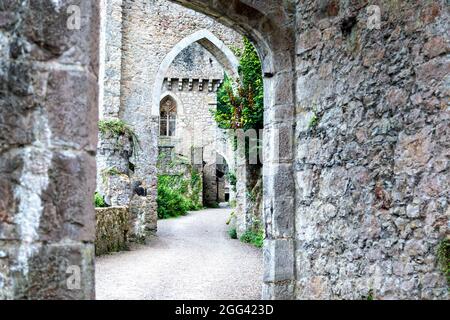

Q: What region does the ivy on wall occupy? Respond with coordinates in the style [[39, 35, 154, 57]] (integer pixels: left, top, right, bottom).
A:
[[212, 37, 264, 130]]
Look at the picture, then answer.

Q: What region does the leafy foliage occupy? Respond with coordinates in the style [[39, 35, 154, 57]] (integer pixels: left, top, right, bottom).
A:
[[157, 183, 190, 219], [157, 171, 202, 219], [94, 192, 108, 208], [308, 112, 319, 128], [227, 172, 237, 192], [212, 38, 264, 130], [240, 229, 264, 248], [228, 228, 238, 239]]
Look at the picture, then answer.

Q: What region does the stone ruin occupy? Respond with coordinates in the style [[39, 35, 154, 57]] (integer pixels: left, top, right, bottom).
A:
[[0, 0, 448, 300]]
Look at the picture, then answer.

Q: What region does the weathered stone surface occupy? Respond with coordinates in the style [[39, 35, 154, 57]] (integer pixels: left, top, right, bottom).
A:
[[0, 0, 99, 299], [95, 207, 130, 256], [294, 0, 449, 300]]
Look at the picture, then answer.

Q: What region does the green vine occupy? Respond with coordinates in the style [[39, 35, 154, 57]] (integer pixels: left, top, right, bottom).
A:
[[212, 37, 264, 131], [227, 172, 237, 192], [437, 238, 450, 286]]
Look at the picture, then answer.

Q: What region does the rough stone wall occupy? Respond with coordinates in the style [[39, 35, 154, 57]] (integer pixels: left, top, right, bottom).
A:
[[0, 0, 99, 299], [96, 132, 133, 207], [95, 207, 130, 256], [162, 82, 221, 161], [100, 0, 123, 118], [294, 0, 449, 299], [167, 42, 225, 80]]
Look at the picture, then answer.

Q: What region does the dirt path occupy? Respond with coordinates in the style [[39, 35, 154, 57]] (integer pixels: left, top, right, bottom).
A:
[[95, 208, 263, 300]]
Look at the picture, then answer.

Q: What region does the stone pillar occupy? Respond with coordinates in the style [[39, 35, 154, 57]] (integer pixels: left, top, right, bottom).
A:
[[234, 140, 252, 236], [120, 1, 159, 241], [100, 0, 123, 118], [0, 0, 99, 299], [97, 0, 130, 207]]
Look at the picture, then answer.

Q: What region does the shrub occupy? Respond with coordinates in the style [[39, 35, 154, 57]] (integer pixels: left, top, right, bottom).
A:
[[212, 37, 264, 131], [94, 192, 108, 208], [228, 228, 238, 239], [157, 184, 190, 219], [240, 229, 264, 248], [157, 172, 202, 219]]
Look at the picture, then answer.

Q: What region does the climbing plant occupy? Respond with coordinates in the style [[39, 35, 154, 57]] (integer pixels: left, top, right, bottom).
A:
[[212, 37, 264, 130]]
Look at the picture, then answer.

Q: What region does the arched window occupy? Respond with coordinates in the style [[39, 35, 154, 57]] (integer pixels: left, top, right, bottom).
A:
[[160, 96, 177, 136]]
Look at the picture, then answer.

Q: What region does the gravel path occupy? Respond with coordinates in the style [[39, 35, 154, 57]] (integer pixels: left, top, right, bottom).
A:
[[95, 208, 263, 300]]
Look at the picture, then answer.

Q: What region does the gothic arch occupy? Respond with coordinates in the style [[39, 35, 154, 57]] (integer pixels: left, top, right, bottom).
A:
[[160, 91, 184, 116], [151, 29, 240, 116]]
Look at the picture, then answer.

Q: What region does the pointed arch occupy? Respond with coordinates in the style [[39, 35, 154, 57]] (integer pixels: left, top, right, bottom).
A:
[[151, 29, 240, 116], [160, 91, 184, 116]]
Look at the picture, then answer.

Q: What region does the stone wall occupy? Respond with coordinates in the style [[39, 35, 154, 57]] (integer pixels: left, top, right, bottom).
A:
[[95, 207, 130, 256], [99, 0, 123, 118], [0, 0, 99, 299], [294, 0, 449, 299], [167, 42, 225, 80], [161, 85, 221, 206]]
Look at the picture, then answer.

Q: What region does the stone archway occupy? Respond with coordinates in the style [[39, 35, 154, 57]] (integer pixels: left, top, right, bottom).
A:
[[151, 29, 240, 117], [164, 1, 297, 300]]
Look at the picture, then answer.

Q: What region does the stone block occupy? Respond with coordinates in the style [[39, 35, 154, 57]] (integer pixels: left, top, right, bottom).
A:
[[263, 239, 295, 283], [45, 69, 98, 152], [39, 151, 96, 242], [95, 207, 130, 256]]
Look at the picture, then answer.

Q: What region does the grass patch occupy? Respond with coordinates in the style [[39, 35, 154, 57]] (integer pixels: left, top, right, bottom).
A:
[[240, 229, 264, 248]]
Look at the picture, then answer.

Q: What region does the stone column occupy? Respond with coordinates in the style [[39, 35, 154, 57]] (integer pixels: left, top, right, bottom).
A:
[[120, 1, 159, 241], [0, 0, 99, 299]]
